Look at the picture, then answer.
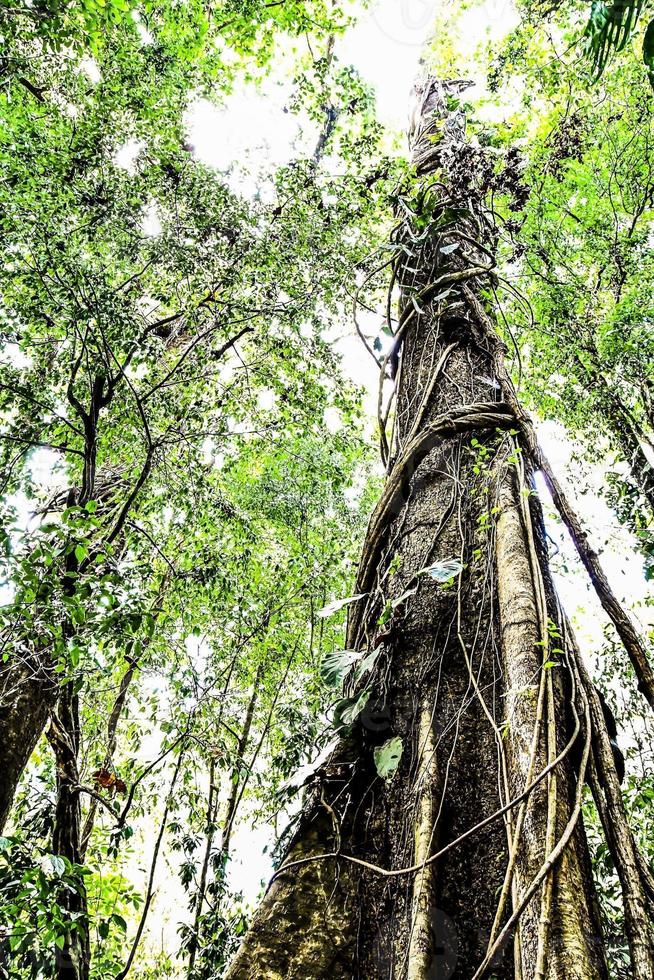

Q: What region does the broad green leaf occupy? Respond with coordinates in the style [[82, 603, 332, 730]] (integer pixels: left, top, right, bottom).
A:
[[644, 19, 654, 86], [373, 736, 403, 781], [50, 855, 65, 876], [333, 691, 370, 731], [321, 650, 361, 687], [354, 645, 381, 683], [418, 558, 463, 582], [317, 593, 367, 618], [585, 0, 644, 76]]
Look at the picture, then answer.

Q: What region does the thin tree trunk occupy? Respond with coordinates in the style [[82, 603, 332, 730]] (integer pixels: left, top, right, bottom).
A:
[[225, 78, 610, 980], [79, 655, 139, 860], [48, 685, 91, 980], [534, 446, 654, 712], [219, 668, 261, 859], [187, 758, 220, 980], [116, 744, 186, 980], [573, 629, 654, 979], [187, 667, 261, 977], [80, 577, 168, 859]]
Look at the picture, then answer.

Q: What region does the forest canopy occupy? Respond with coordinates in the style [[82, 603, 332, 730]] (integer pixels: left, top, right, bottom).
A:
[[1, 1, 654, 979]]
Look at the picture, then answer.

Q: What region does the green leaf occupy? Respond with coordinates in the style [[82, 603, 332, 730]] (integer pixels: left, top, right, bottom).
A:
[[418, 558, 463, 583], [392, 586, 417, 607], [373, 736, 403, 781], [320, 650, 361, 687], [333, 690, 370, 731], [50, 855, 65, 876], [111, 912, 128, 931], [317, 593, 367, 618], [353, 645, 381, 683], [586, 0, 644, 77], [74, 543, 88, 563], [378, 587, 418, 627], [378, 602, 392, 626]]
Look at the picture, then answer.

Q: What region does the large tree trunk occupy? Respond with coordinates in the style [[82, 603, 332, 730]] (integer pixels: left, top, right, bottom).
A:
[[0, 654, 58, 832], [224, 78, 609, 980]]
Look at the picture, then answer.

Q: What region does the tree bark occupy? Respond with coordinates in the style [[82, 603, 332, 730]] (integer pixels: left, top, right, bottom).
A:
[[48, 686, 91, 980], [225, 78, 609, 980], [0, 654, 57, 831]]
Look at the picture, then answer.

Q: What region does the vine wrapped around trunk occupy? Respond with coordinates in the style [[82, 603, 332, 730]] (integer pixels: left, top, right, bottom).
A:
[[224, 78, 652, 979]]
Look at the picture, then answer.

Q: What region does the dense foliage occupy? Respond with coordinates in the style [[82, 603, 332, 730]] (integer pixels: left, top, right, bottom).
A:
[[0, 2, 397, 976], [1, 0, 653, 977]]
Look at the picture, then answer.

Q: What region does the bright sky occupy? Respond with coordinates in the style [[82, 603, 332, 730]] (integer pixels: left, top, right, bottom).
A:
[[185, 0, 520, 175], [339, 0, 442, 127], [185, 0, 442, 172]]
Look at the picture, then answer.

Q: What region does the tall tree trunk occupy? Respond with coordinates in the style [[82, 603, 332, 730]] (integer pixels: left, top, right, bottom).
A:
[[48, 685, 91, 980], [115, 744, 186, 980], [0, 655, 57, 831], [224, 78, 611, 980], [218, 665, 261, 860]]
